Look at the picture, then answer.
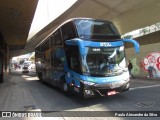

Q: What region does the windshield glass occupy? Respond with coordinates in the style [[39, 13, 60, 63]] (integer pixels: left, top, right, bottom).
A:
[[75, 19, 120, 40], [82, 46, 126, 77]]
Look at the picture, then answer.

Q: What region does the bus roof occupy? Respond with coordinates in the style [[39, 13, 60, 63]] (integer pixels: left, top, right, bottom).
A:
[[35, 18, 114, 48]]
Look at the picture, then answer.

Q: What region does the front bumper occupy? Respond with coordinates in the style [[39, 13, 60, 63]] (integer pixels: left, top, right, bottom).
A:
[[83, 81, 130, 97]]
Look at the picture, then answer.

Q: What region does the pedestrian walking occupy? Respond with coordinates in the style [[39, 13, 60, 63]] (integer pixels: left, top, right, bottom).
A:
[[128, 60, 133, 78]]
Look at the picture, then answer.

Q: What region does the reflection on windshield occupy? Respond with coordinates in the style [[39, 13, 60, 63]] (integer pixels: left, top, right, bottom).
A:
[[82, 46, 126, 77], [75, 19, 120, 40]]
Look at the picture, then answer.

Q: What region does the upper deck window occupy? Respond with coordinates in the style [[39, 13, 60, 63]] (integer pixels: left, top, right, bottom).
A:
[[54, 29, 62, 46], [61, 22, 77, 41], [74, 19, 121, 40]]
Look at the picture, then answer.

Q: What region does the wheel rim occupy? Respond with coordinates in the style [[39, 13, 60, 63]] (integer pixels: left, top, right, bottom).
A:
[[63, 83, 68, 92]]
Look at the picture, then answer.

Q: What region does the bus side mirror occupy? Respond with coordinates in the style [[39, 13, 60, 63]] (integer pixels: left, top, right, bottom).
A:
[[123, 39, 140, 53]]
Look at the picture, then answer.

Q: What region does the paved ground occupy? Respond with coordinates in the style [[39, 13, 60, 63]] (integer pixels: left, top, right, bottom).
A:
[[0, 70, 160, 120]]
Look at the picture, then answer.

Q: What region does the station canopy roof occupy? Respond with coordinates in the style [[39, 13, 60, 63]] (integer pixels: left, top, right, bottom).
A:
[[1, 0, 160, 57]]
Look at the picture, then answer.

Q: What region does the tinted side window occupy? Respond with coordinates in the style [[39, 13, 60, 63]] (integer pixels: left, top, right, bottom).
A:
[[54, 29, 62, 46], [50, 36, 54, 47], [66, 46, 81, 73], [35, 45, 43, 61], [53, 48, 65, 70], [61, 22, 77, 41], [41, 39, 49, 51]]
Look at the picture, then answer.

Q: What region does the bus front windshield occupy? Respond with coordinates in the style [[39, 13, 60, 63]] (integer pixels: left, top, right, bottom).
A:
[[82, 46, 126, 77], [75, 19, 120, 40]]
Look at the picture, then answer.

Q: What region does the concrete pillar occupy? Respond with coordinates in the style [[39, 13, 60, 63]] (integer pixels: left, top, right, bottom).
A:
[[0, 31, 9, 83], [0, 53, 3, 83]]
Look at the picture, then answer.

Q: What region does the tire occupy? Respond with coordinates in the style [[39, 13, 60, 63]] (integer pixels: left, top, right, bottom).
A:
[[63, 82, 68, 92], [79, 82, 85, 99], [60, 76, 70, 95]]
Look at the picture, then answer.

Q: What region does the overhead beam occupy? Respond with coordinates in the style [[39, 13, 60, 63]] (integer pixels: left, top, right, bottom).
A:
[[113, 0, 160, 34]]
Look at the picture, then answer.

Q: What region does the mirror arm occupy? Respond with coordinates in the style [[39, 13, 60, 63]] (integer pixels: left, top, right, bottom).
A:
[[123, 39, 140, 53]]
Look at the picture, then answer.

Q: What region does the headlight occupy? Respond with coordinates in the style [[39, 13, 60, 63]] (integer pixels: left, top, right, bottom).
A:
[[83, 81, 96, 86], [74, 76, 96, 86]]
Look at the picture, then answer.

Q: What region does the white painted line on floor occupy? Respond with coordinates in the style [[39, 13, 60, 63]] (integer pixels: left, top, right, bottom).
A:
[[130, 84, 160, 90]]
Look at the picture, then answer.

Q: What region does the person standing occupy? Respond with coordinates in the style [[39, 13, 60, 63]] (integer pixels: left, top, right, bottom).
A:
[[128, 60, 133, 78], [148, 66, 156, 78]]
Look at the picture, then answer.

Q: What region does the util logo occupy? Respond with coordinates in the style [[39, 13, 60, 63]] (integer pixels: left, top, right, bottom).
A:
[[100, 42, 111, 47], [140, 52, 160, 72]]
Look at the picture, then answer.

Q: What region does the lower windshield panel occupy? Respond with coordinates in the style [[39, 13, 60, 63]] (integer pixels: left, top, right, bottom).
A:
[[82, 46, 126, 77]]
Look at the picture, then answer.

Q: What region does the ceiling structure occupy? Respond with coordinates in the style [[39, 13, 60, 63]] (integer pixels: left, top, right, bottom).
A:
[[0, 0, 38, 52], [1, 0, 160, 57]]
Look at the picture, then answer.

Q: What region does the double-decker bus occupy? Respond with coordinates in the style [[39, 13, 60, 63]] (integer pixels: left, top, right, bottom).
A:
[[35, 18, 139, 98]]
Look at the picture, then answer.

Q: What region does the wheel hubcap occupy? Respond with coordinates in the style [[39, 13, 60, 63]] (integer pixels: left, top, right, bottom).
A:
[[63, 83, 68, 92]]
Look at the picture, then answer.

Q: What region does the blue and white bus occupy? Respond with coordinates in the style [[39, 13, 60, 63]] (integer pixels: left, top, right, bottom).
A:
[[35, 18, 139, 98]]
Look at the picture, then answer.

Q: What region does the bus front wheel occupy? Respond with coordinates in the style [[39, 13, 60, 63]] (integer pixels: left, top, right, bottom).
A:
[[60, 77, 70, 95], [63, 82, 68, 93]]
